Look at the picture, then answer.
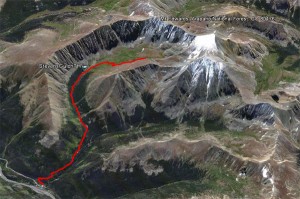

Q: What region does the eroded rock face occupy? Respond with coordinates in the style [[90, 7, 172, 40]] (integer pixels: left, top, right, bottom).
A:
[[50, 18, 195, 65], [83, 59, 238, 131]]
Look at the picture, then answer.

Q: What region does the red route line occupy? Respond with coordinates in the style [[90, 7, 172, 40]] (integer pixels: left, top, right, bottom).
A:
[[37, 57, 147, 186]]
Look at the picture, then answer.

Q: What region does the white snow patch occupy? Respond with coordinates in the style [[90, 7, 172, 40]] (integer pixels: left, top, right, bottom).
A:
[[270, 112, 275, 117], [129, 11, 135, 16], [148, 10, 154, 16], [188, 33, 218, 59], [262, 165, 274, 185], [262, 166, 269, 178], [206, 63, 215, 100]]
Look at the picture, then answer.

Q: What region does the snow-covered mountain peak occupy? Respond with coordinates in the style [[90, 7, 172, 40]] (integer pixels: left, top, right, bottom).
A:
[[188, 33, 218, 59]]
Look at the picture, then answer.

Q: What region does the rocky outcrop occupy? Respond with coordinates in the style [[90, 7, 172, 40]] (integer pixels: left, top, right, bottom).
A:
[[231, 103, 275, 124], [102, 138, 262, 177], [217, 36, 268, 63], [254, 0, 300, 22]]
